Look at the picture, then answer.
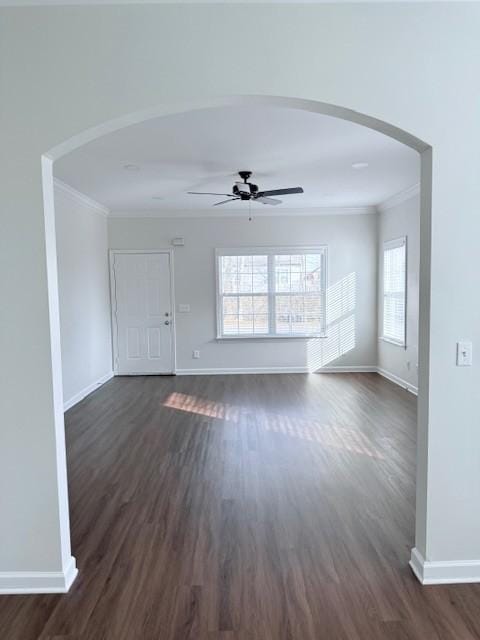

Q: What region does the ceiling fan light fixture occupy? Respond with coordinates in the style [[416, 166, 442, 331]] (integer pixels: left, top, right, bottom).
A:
[[235, 182, 251, 195]]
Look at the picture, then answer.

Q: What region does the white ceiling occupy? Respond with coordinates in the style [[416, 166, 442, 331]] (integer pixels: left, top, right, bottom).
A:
[[54, 105, 419, 215]]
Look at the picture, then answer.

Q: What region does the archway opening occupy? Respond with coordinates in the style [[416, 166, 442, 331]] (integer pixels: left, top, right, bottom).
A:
[[42, 95, 432, 590]]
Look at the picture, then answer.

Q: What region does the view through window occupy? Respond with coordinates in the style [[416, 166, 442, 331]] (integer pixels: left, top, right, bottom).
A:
[[217, 248, 327, 338]]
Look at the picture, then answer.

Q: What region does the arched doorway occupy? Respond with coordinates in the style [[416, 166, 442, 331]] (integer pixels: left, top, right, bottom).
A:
[[42, 95, 432, 589]]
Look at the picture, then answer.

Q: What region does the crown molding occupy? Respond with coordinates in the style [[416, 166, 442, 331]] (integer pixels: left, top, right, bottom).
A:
[[377, 183, 420, 214], [53, 178, 110, 217], [108, 205, 377, 219]]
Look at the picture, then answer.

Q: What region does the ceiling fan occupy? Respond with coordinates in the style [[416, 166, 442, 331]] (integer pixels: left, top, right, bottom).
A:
[[187, 171, 304, 206]]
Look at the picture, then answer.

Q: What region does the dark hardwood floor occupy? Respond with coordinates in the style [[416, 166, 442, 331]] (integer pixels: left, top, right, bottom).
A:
[[2, 372, 480, 639]]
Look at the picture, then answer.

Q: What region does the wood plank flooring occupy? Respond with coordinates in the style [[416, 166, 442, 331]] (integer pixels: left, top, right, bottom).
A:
[[2, 373, 480, 639]]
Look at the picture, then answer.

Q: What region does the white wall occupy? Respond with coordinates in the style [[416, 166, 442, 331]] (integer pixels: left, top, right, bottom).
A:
[[55, 183, 113, 409], [377, 192, 420, 392], [2, 3, 480, 586], [109, 213, 378, 373]]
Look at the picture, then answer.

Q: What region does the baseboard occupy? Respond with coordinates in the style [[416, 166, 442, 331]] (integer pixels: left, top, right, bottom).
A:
[[410, 547, 480, 585], [176, 366, 310, 375], [317, 365, 377, 373], [0, 555, 78, 594], [176, 365, 377, 376], [377, 367, 418, 395], [64, 371, 113, 411]]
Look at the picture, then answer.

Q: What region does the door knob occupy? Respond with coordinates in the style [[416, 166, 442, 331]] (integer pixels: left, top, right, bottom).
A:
[[164, 320, 170, 325]]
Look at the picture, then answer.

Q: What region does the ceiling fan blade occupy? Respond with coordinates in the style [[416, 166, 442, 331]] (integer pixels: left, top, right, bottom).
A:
[[256, 197, 282, 206], [213, 198, 240, 206], [188, 192, 235, 197], [256, 187, 304, 197]]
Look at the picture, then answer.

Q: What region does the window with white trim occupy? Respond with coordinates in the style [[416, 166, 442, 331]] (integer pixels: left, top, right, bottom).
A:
[[216, 247, 327, 338], [383, 237, 407, 346]]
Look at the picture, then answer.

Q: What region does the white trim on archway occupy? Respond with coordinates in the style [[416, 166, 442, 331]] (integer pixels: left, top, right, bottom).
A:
[[45, 95, 430, 163]]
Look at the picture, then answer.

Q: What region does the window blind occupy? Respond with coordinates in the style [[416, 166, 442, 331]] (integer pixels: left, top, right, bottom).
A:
[[383, 237, 407, 345], [216, 247, 327, 338]]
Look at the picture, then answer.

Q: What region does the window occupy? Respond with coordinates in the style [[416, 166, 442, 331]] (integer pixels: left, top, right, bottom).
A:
[[216, 247, 327, 338], [382, 237, 407, 346]]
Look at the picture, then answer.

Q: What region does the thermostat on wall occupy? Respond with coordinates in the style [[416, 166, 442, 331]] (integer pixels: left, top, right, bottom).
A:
[[172, 237, 185, 246]]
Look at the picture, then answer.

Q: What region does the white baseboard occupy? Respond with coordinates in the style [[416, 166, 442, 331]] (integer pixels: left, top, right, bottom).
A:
[[64, 371, 113, 411], [176, 366, 309, 375], [377, 367, 418, 395], [176, 365, 377, 376], [317, 365, 377, 373], [0, 555, 78, 594], [410, 547, 480, 585]]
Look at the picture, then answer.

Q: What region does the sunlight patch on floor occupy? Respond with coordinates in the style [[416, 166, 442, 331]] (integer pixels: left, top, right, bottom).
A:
[[162, 390, 382, 458]]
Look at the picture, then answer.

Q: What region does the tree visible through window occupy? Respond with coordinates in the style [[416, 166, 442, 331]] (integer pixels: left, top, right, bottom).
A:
[[217, 248, 327, 338]]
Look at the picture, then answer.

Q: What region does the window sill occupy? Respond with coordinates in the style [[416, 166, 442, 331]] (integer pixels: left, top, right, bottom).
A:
[[217, 334, 328, 341], [379, 336, 406, 348]]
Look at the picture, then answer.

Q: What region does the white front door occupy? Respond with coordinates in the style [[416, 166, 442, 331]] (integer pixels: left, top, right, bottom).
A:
[[112, 251, 174, 374]]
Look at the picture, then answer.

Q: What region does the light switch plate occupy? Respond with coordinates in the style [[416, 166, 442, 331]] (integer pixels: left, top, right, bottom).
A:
[[457, 341, 473, 366], [178, 304, 190, 313]]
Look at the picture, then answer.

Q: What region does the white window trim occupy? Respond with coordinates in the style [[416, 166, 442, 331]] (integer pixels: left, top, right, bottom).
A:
[[215, 246, 328, 340], [381, 236, 407, 348]]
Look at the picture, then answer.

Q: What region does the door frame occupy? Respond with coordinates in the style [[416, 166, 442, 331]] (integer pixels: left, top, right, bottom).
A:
[[109, 248, 177, 375]]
